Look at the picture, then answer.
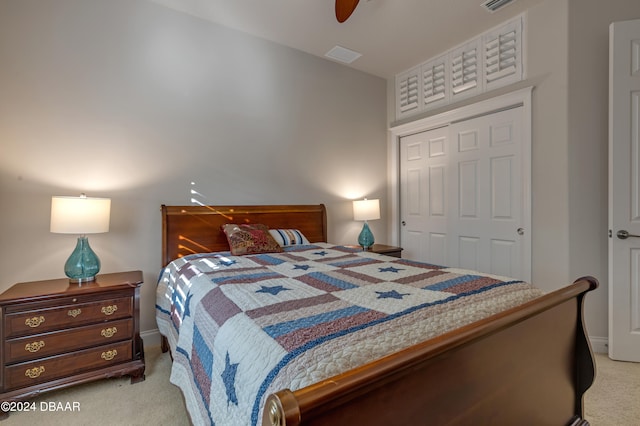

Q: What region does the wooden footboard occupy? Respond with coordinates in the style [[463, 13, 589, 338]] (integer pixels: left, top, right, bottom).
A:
[[263, 276, 598, 426]]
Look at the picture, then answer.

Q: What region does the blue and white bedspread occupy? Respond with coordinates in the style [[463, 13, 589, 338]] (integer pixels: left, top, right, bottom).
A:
[[156, 243, 543, 426]]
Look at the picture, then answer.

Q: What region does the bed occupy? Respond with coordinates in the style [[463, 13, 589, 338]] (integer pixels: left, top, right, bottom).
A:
[[156, 204, 598, 426]]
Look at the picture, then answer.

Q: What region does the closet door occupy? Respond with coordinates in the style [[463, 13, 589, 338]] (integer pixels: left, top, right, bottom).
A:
[[400, 126, 450, 266], [449, 107, 524, 278], [400, 106, 529, 281]]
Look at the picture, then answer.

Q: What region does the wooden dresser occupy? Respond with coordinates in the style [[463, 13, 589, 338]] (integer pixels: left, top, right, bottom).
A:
[[0, 271, 145, 416]]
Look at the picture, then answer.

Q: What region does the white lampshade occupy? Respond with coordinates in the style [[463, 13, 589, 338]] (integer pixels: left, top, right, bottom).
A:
[[353, 199, 380, 221], [50, 195, 111, 234]]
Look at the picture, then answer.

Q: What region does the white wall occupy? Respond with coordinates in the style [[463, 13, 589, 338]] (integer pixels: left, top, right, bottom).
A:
[[0, 0, 387, 335]]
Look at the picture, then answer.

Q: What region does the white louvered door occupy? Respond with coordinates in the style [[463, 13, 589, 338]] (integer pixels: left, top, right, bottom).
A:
[[400, 106, 529, 281]]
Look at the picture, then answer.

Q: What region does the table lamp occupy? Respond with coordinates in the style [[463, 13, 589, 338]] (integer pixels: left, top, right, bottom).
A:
[[50, 194, 111, 283], [353, 198, 380, 250]]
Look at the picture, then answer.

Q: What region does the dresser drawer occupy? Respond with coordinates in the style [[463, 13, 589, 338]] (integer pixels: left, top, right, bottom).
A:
[[4, 340, 133, 391], [5, 318, 133, 363], [4, 297, 132, 338]]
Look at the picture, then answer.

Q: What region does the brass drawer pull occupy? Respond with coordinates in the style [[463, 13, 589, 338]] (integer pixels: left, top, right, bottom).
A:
[[25, 366, 45, 379], [25, 316, 45, 328], [101, 349, 118, 361], [101, 327, 118, 338], [101, 305, 118, 316], [25, 341, 45, 353], [67, 308, 82, 318]]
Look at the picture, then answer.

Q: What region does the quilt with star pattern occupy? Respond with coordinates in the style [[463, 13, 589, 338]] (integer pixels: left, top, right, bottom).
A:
[[155, 243, 543, 426]]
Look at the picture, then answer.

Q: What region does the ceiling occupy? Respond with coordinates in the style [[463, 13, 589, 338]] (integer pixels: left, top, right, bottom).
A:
[[147, 0, 544, 79]]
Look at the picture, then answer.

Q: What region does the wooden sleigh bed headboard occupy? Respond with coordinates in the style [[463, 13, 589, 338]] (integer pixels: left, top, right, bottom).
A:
[[161, 204, 327, 267]]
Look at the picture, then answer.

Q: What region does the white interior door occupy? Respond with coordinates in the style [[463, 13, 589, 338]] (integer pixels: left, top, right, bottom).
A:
[[400, 126, 450, 266], [449, 108, 524, 278], [400, 106, 529, 281], [608, 18, 640, 362]]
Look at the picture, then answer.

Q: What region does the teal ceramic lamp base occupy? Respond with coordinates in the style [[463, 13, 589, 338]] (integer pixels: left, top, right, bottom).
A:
[[358, 221, 375, 250], [64, 236, 101, 283]]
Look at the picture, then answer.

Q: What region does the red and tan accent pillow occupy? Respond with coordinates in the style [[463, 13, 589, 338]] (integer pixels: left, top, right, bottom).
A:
[[222, 224, 284, 256]]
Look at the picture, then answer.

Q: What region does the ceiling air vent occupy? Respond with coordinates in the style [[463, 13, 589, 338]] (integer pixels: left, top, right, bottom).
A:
[[481, 0, 517, 13], [325, 45, 362, 64]]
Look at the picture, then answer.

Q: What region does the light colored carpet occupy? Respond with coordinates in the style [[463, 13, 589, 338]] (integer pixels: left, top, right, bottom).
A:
[[2, 346, 190, 425], [2, 348, 638, 425], [584, 353, 640, 426]]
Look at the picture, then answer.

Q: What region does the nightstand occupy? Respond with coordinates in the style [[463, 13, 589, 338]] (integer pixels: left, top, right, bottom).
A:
[[367, 244, 403, 258], [0, 271, 145, 417], [348, 244, 403, 258]]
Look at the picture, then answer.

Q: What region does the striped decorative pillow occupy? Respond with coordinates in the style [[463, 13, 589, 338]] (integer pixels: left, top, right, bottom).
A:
[[269, 229, 310, 246]]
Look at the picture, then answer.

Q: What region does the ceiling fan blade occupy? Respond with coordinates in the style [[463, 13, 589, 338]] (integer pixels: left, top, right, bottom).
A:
[[335, 0, 360, 23]]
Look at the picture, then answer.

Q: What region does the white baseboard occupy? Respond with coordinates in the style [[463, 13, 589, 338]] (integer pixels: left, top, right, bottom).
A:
[[589, 336, 608, 354], [141, 329, 162, 348]]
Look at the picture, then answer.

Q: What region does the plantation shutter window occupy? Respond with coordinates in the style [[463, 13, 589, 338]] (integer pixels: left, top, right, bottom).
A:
[[394, 15, 524, 121], [452, 49, 477, 92], [396, 66, 421, 119], [422, 56, 448, 110], [450, 39, 482, 102], [483, 18, 522, 90]]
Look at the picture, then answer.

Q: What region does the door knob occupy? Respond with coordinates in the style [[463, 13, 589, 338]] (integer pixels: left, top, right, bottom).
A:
[[616, 230, 640, 239]]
